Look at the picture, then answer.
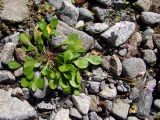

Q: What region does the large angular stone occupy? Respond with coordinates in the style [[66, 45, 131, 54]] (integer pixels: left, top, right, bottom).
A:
[[0, 70, 15, 84], [141, 12, 160, 24], [0, 0, 29, 22], [0, 89, 37, 120], [51, 21, 94, 50], [100, 21, 135, 47]]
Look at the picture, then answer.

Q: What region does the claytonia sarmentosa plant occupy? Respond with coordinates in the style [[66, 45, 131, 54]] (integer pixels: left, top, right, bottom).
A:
[[8, 18, 102, 95]]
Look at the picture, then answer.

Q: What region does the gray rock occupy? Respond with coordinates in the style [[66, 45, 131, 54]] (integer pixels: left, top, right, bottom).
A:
[[129, 87, 140, 100], [89, 95, 101, 112], [110, 54, 122, 76], [0, 70, 15, 84], [54, 108, 71, 120], [113, 0, 128, 9], [135, 0, 152, 11], [22, 88, 30, 100], [89, 81, 100, 93], [69, 108, 82, 119], [75, 20, 85, 30], [83, 115, 89, 120], [92, 67, 107, 82], [144, 39, 154, 49], [118, 48, 127, 56], [127, 116, 140, 120], [79, 8, 94, 21], [48, 0, 72, 9], [111, 99, 130, 119], [141, 12, 160, 24], [100, 21, 136, 47], [143, 28, 154, 42], [137, 89, 153, 119], [102, 56, 111, 71], [128, 32, 142, 56], [141, 49, 157, 65], [14, 67, 23, 77], [1, 32, 20, 45], [72, 93, 91, 115], [92, 5, 109, 22], [105, 100, 113, 111], [49, 111, 56, 120], [85, 23, 109, 35], [59, 1, 79, 27], [51, 21, 94, 50], [95, 0, 113, 7], [122, 57, 146, 78], [117, 84, 129, 93], [0, 0, 29, 22], [154, 99, 160, 110], [154, 34, 160, 50], [89, 112, 102, 120], [63, 99, 73, 109], [99, 84, 117, 99], [0, 42, 16, 64], [104, 116, 115, 120], [0, 89, 37, 120], [37, 101, 56, 110]]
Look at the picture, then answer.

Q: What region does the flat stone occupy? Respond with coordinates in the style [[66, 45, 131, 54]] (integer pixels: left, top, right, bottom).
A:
[[75, 20, 85, 30], [122, 57, 146, 78], [59, 1, 79, 27], [100, 21, 136, 47], [0, 0, 29, 22], [110, 54, 122, 76], [137, 89, 153, 119], [37, 101, 56, 110], [104, 116, 115, 120], [92, 5, 109, 22], [85, 23, 109, 35], [135, 0, 152, 11], [141, 49, 157, 65], [0, 42, 16, 64], [129, 87, 140, 100], [92, 67, 107, 82], [48, 0, 72, 9], [111, 99, 130, 119], [0, 89, 37, 120], [89, 95, 101, 112], [118, 48, 127, 56], [141, 12, 160, 24], [102, 56, 111, 71], [69, 108, 82, 119], [89, 81, 100, 93], [54, 108, 71, 120], [1, 32, 20, 45], [89, 112, 102, 120], [0, 70, 15, 84], [127, 116, 140, 120], [99, 84, 117, 99], [51, 21, 94, 50], [72, 93, 91, 115], [79, 8, 94, 22]]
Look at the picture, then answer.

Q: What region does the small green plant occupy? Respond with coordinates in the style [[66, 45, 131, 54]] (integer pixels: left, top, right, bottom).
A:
[[8, 18, 102, 95]]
